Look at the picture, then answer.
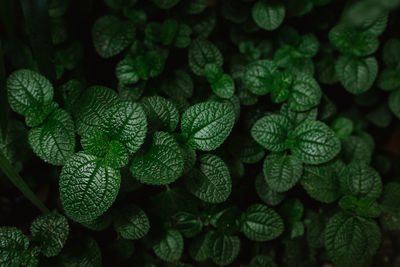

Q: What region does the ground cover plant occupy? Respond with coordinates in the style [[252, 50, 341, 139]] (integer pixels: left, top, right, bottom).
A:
[[0, 0, 400, 266]]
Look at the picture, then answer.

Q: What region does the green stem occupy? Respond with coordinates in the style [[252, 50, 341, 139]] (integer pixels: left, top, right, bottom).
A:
[[0, 152, 49, 213]]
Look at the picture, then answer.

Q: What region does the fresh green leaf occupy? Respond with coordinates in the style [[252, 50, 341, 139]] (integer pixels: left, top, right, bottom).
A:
[[252, 0, 285, 31], [153, 229, 183, 262], [339, 196, 381, 218], [287, 73, 322, 112], [211, 74, 235, 99], [331, 117, 354, 138], [209, 232, 240, 266], [0, 227, 29, 266], [242, 59, 278, 95], [140, 96, 179, 132], [188, 38, 223, 76], [113, 204, 150, 240], [172, 212, 203, 238], [189, 231, 212, 262]]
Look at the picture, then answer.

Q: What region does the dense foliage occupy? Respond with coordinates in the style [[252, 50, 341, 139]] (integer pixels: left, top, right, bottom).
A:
[[1, 0, 400, 266]]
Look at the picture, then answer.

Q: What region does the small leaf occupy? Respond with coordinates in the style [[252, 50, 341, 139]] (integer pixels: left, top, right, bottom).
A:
[[241, 204, 284, 241], [189, 231, 213, 262], [209, 232, 240, 266], [251, 114, 293, 152], [249, 255, 277, 267], [0, 227, 29, 266], [263, 153, 303, 192], [181, 102, 235, 151], [113, 204, 150, 240], [131, 131, 184, 185], [339, 196, 381, 218], [60, 152, 121, 223], [188, 38, 223, 76], [30, 212, 69, 257], [252, 0, 285, 31], [290, 120, 341, 164], [270, 71, 292, 103], [335, 55, 378, 95], [7, 69, 53, 116], [103, 140, 129, 169], [255, 173, 286, 206], [280, 103, 318, 127], [288, 73, 322, 112], [211, 74, 235, 99], [340, 161, 382, 199], [28, 108, 75, 166], [153, 229, 183, 262], [331, 117, 354, 138], [92, 16, 135, 58], [184, 154, 231, 203], [140, 96, 179, 132], [324, 211, 381, 267], [172, 212, 203, 238], [242, 59, 278, 95]]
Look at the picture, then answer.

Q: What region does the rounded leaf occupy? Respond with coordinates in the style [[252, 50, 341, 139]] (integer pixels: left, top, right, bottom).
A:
[[209, 233, 240, 266], [242, 59, 278, 95], [30, 212, 69, 257], [153, 229, 183, 262], [291, 120, 341, 164], [60, 152, 121, 223], [28, 109, 75, 166], [181, 102, 235, 151], [131, 131, 184, 185], [241, 204, 284, 241], [0, 227, 29, 266], [184, 154, 231, 203], [140, 96, 179, 132], [7, 69, 54, 116], [288, 74, 322, 112], [113, 204, 150, 240], [92, 16, 135, 58], [252, 0, 285, 31], [188, 38, 223, 76], [263, 153, 303, 192], [251, 114, 293, 152], [255, 174, 286, 206], [211, 74, 235, 99]]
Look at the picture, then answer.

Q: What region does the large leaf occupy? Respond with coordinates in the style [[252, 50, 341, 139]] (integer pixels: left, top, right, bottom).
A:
[[252, 0, 285, 31], [251, 114, 293, 152], [7, 69, 53, 116], [188, 38, 223, 76], [209, 232, 240, 266], [28, 108, 75, 166], [0, 227, 29, 266], [60, 152, 121, 223], [241, 204, 284, 241], [263, 153, 303, 192], [242, 59, 278, 95], [340, 161, 382, 199], [113, 204, 150, 240], [184, 154, 231, 203], [290, 120, 341, 164], [324, 211, 381, 267], [30, 212, 69, 257], [131, 131, 184, 185], [92, 16, 135, 58], [153, 229, 183, 262], [181, 102, 235, 151], [335, 55, 378, 95]]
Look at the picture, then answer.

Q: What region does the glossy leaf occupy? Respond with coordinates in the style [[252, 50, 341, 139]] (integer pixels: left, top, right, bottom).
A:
[[140, 96, 179, 132], [288, 73, 322, 112], [252, 0, 285, 31], [0, 227, 29, 266], [242, 59, 278, 95]]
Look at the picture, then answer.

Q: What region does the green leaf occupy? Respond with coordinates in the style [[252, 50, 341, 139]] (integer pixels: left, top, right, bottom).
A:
[[184, 154, 231, 203], [380, 182, 400, 230], [252, 0, 285, 31], [30, 211, 69, 257], [263, 153, 303, 192], [389, 88, 400, 119], [140, 96, 179, 132], [113, 204, 150, 240], [7, 69, 53, 116], [153, 229, 183, 262], [188, 38, 223, 76], [249, 255, 277, 267], [211, 74, 235, 99], [270, 71, 292, 103], [242, 59, 278, 95], [241, 204, 284, 241], [324, 211, 381, 267], [152, 0, 180, 9], [28, 108, 75, 166], [115, 57, 140, 85], [161, 69, 193, 98], [204, 63, 223, 84], [181, 102, 235, 151], [300, 160, 344, 203], [60, 80, 83, 113], [335, 55, 378, 95], [305, 211, 325, 249], [25, 101, 58, 128], [92, 16, 135, 58], [331, 117, 354, 138], [255, 173, 286, 206], [290, 120, 341, 164], [341, 135, 372, 164], [59, 237, 102, 267], [174, 23, 192, 48], [251, 114, 293, 152], [103, 101, 148, 154], [209, 232, 240, 266], [0, 227, 29, 266], [81, 131, 110, 157], [80, 212, 112, 231], [172, 212, 203, 238], [339, 196, 381, 218], [59, 152, 121, 223], [378, 68, 400, 91], [329, 25, 379, 57], [74, 86, 119, 136], [383, 38, 400, 67], [287, 73, 322, 112], [131, 131, 184, 185], [189, 231, 212, 262], [340, 161, 382, 199], [280, 103, 318, 127]]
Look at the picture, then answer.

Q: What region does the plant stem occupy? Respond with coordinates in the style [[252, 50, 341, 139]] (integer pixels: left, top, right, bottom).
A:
[[0, 152, 49, 213]]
